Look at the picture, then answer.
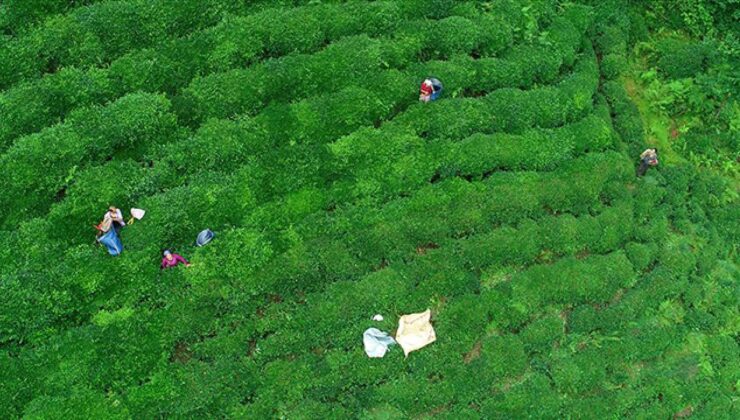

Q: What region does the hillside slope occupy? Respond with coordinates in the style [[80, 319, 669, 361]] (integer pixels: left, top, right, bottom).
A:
[[0, 1, 737, 418]]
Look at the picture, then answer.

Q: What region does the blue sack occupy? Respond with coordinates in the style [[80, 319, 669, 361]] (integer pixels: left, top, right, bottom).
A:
[[98, 229, 123, 256], [429, 78, 443, 100], [196, 229, 215, 247]]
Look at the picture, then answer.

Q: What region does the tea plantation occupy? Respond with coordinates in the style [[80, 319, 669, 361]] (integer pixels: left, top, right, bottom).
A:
[[1, 0, 737, 418]]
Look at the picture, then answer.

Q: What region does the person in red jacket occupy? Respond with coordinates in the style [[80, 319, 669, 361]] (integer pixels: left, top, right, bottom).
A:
[[419, 78, 443, 102], [161, 250, 191, 269], [419, 79, 434, 102]]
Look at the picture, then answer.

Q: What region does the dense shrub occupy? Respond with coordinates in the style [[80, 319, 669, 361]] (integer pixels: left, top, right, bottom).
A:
[[653, 38, 714, 79], [603, 80, 645, 154], [519, 314, 565, 354], [0, 67, 115, 152], [240, 152, 632, 303], [331, 113, 615, 204], [21, 69, 412, 238], [423, 16, 481, 59], [444, 113, 614, 173], [395, 42, 599, 140], [0, 0, 578, 155], [0, 0, 103, 35], [479, 373, 560, 418], [0, 1, 417, 151], [601, 53, 628, 80], [624, 241, 657, 271], [181, 7, 587, 125], [0, 0, 252, 89], [0, 93, 182, 227], [155, 29, 596, 205], [596, 25, 628, 55], [182, 36, 399, 123], [512, 251, 636, 312]]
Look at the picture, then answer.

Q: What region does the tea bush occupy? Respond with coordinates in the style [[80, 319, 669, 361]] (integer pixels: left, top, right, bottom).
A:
[[0, 0, 262, 90], [6, 1, 520, 153], [653, 37, 715, 80], [0, 93, 182, 227], [0, 0, 737, 418]]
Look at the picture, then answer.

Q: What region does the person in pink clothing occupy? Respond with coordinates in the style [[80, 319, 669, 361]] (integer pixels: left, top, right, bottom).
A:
[[161, 250, 191, 269]]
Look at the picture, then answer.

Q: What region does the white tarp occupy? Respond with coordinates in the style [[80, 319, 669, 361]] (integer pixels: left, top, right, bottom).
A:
[[395, 309, 436, 356], [363, 328, 396, 358]]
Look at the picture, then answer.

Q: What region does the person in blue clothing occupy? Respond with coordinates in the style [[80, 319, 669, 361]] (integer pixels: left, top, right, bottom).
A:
[[95, 206, 125, 256]]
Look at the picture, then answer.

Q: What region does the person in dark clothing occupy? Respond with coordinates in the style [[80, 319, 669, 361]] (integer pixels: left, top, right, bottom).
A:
[[637, 148, 659, 176]]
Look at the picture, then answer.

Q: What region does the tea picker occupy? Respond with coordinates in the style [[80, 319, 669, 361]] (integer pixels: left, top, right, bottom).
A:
[[161, 250, 191, 269], [637, 148, 659, 177], [94, 206, 126, 256], [419, 78, 443, 102], [96, 206, 126, 235]]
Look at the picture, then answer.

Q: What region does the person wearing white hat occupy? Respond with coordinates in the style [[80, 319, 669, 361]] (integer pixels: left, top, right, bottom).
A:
[[98, 206, 126, 235], [419, 78, 443, 102], [637, 148, 659, 177]]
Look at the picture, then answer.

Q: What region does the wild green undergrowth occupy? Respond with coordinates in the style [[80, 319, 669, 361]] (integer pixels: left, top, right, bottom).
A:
[[0, 0, 737, 418]]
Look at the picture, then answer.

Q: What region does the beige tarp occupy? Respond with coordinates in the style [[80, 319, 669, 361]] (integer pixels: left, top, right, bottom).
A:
[[395, 309, 436, 356]]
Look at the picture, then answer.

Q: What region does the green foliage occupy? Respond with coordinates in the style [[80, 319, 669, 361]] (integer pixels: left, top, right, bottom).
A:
[[603, 80, 646, 155], [424, 16, 481, 59], [0, 0, 737, 418], [23, 387, 129, 419], [480, 373, 561, 418], [0, 67, 115, 152], [625, 241, 657, 271], [645, 0, 738, 37], [520, 314, 565, 355], [601, 53, 627, 80], [0, 1, 100, 35], [0, 93, 182, 227], [653, 37, 715, 79], [596, 25, 628, 55], [0, 1, 434, 153], [0, 0, 253, 90]]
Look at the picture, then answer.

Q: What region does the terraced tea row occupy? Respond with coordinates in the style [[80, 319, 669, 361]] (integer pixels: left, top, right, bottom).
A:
[[0, 0, 544, 152]]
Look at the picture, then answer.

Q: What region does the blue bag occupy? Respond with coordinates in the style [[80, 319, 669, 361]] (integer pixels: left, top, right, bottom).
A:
[[98, 229, 123, 256], [429, 78, 443, 100], [196, 229, 215, 247]]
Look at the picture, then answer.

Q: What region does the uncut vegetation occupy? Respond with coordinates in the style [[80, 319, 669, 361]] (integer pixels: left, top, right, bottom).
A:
[[0, 0, 737, 418]]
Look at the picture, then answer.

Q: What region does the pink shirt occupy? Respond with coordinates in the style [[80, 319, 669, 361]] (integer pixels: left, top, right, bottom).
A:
[[161, 254, 188, 269]]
